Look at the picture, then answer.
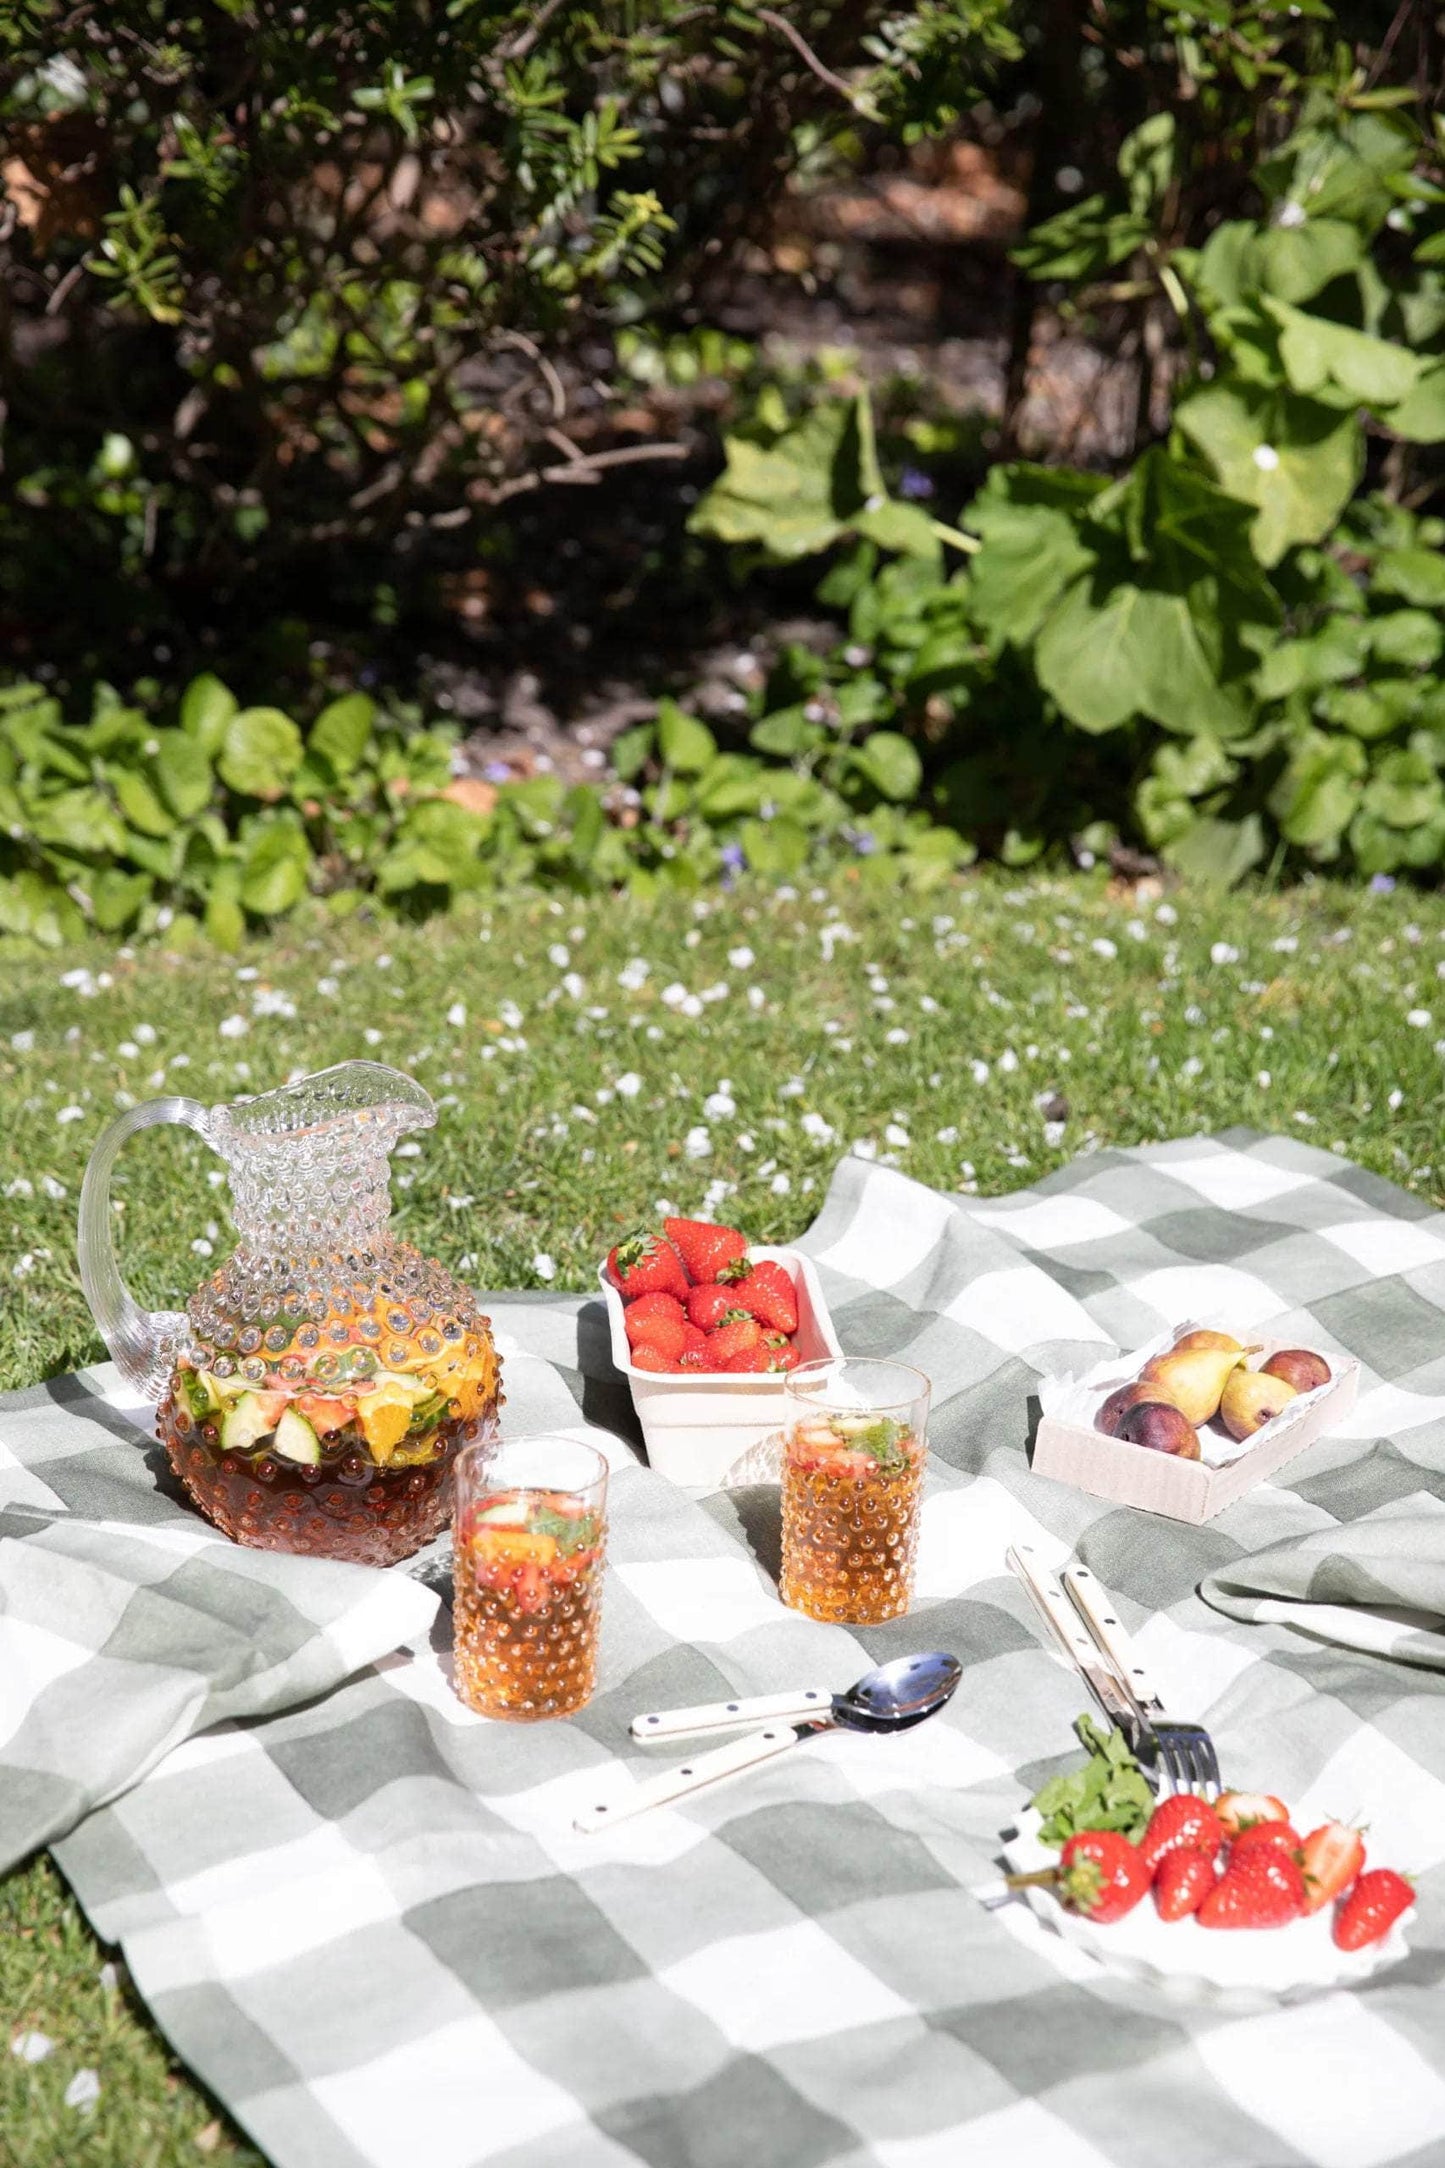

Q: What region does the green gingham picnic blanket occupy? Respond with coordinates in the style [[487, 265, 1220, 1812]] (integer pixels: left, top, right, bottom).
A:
[[6, 1130, 1445, 2168]]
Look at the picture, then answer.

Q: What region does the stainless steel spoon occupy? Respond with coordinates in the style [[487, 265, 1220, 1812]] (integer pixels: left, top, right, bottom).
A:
[[574, 1651, 961, 1833]]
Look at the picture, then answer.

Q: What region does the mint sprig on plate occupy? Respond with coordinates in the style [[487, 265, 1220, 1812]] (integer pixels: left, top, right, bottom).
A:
[[1029, 1714, 1154, 1847]]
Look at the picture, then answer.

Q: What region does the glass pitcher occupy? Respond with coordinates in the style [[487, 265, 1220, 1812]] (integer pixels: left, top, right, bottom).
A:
[[77, 1060, 503, 1566]]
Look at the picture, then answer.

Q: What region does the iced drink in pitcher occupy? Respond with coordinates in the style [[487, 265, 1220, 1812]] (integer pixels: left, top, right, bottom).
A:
[[780, 1359, 929, 1625]]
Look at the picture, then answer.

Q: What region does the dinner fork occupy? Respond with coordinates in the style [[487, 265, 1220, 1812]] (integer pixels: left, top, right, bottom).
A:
[[1060, 1563, 1222, 1801]]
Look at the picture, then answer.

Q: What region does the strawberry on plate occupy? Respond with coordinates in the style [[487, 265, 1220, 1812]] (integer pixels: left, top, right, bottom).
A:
[[1197, 1846, 1306, 1929], [664, 1216, 747, 1284], [704, 1316, 763, 1366], [1054, 1832, 1151, 1923], [730, 1258, 799, 1333], [623, 1292, 687, 1351], [1300, 1821, 1366, 1916], [1228, 1820, 1302, 1863], [1138, 1794, 1224, 1877], [1333, 1867, 1413, 1951], [727, 1343, 796, 1373], [1154, 1848, 1217, 1921], [607, 1229, 688, 1299], [685, 1284, 749, 1334], [1215, 1790, 1290, 1838]]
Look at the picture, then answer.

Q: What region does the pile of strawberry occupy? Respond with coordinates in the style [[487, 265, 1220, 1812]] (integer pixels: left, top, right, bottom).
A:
[[605, 1217, 802, 1375], [1033, 1788, 1413, 1947]]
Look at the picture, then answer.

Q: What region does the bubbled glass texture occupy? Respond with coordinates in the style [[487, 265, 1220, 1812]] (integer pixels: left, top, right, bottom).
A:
[[779, 1453, 923, 1625], [154, 1068, 502, 1567]]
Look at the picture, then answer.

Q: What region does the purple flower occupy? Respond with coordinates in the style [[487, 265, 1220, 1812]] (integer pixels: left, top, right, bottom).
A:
[[483, 761, 512, 783], [852, 832, 878, 856], [898, 468, 935, 502], [1370, 872, 1397, 894], [720, 841, 746, 871], [357, 663, 381, 688]]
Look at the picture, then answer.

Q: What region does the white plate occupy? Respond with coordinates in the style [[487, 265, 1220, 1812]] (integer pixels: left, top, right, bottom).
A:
[[1001, 1809, 1412, 2010]]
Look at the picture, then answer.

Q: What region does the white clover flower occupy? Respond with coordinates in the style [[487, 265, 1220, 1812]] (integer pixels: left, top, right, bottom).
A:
[[936, 1126, 958, 1144], [375, 952, 393, 970], [1211, 942, 1240, 965], [190, 1237, 214, 1258], [614, 1072, 642, 1099], [11, 1030, 36, 1053], [11, 2033, 54, 2064], [684, 1126, 712, 1159], [769, 1171, 792, 1195], [133, 1022, 157, 1044], [1257, 1070, 1272, 1088], [316, 976, 340, 998], [4, 1178, 33, 1199], [532, 1252, 557, 1281], [64, 2070, 101, 2112], [1388, 1089, 1404, 1111], [919, 995, 940, 1013], [1154, 903, 1178, 925], [704, 1090, 736, 1120], [969, 1059, 990, 1084], [56, 1105, 84, 1123], [498, 999, 523, 1029], [1043, 1121, 1066, 1147], [617, 958, 650, 992], [562, 973, 585, 1001], [998, 1049, 1018, 1073], [363, 1027, 383, 1047], [885, 1028, 910, 1045], [117, 1040, 138, 1059], [780, 1077, 806, 1098], [1126, 920, 1148, 942], [727, 946, 755, 969], [395, 1141, 422, 1158], [12, 1254, 36, 1280], [548, 943, 569, 968], [447, 1194, 475, 1211], [446, 1001, 467, 1027], [747, 987, 766, 1011], [1407, 1009, 1432, 1028], [801, 1112, 835, 1145], [1090, 938, 1117, 960], [884, 1123, 910, 1149], [218, 1014, 249, 1039], [40, 1175, 67, 1201], [735, 1132, 755, 1152]]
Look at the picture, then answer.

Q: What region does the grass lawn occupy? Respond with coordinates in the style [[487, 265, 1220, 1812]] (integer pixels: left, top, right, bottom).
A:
[[3, 866, 1443, 2162]]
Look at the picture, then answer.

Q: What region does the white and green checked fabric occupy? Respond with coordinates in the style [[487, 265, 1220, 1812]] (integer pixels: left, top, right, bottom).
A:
[[5, 1130, 1445, 2168]]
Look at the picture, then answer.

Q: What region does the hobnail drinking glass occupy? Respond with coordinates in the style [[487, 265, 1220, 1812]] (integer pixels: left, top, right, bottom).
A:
[[780, 1358, 930, 1625]]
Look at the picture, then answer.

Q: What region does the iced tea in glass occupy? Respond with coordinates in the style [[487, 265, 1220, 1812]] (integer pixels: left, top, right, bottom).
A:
[[452, 1434, 608, 1720], [780, 1359, 929, 1625]]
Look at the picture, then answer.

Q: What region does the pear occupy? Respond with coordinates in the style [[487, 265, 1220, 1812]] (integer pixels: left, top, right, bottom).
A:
[[1220, 1366, 1298, 1441], [1261, 1348, 1331, 1394], [1139, 1341, 1249, 1425], [1114, 1400, 1201, 1459], [1172, 1330, 1249, 1354]]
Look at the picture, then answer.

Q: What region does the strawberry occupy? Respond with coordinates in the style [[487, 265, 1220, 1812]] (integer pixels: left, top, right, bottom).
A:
[[678, 1321, 711, 1357], [630, 1343, 681, 1374], [1138, 1794, 1225, 1878], [664, 1216, 747, 1284], [768, 1342, 801, 1372], [1333, 1867, 1413, 1951], [1300, 1821, 1367, 1916], [607, 1229, 688, 1299], [1197, 1846, 1306, 1929], [704, 1316, 764, 1365], [685, 1284, 750, 1334], [1154, 1848, 1217, 1921], [1215, 1790, 1290, 1838], [1054, 1831, 1151, 1923], [731, 1259, 799, 1333], [623, 1293, 687, 1350], [1228, 1820, 1302, 1864], [726, 1344, 796, 1373]]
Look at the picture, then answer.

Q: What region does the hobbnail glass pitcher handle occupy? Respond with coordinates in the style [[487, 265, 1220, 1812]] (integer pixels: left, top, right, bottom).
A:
[[77, 1096, 213, 1400]]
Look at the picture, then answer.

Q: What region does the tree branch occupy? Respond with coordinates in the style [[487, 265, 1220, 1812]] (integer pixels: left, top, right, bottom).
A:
[[755, 10, 881, 120]]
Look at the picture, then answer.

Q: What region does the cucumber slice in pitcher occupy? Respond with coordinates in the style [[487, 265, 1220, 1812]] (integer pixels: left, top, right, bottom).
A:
[[273, 1408, 322, 1465], [219, 1393, 278, 1453]]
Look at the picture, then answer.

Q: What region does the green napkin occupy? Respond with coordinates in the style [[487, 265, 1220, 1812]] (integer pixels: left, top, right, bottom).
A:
[[1200, 1495, 1445, 1670]]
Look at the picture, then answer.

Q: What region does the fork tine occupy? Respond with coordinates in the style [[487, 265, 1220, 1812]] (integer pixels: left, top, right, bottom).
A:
[[1193, 1731, 1222, 1802], [1153, 1727, 1184, 1799]]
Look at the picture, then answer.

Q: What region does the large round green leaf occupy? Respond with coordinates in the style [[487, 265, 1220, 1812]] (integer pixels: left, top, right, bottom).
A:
[[239, 822, 312, 914], [219, 708, 304, 798], [850, 731, 922, 802], [152, 729, 214, 819], [309, 692, 374, 777], [180, 673, 238, 756], [1175, 383, 1361, 566]]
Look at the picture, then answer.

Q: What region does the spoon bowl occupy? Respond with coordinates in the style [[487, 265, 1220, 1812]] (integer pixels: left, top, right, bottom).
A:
[[832, 1651, 962, 1733]]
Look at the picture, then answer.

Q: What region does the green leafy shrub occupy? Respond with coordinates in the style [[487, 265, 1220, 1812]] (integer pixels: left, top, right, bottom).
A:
[[0, 0, 1015, 660], [0, 665, 971, 951], [690, 87, 1445, 883]]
